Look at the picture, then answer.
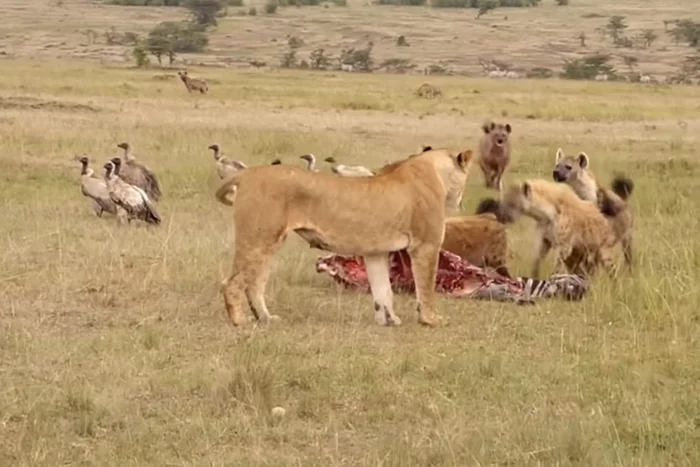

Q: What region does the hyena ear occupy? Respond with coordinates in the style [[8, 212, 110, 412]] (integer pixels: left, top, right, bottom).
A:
[[505, 123, 512, 133], [457, 149, 473, 169], [521, 182, 532, 198], [481, 121, 492, 134], [577, 152, 590, 169], [555, 148, 565, 162]]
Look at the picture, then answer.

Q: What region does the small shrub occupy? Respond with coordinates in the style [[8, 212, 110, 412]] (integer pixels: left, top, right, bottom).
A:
[[331, 0, 347, 5], [132, 44, 150, 67], [248, 6, 257, 14], [280, 49, 297, 68], [396, 35, 409, 46], [555, 0, 568, 5], [264, 0, 277, 13], [377, 0, 426, 5], [561, 54, 615, 80], [288, 36, 304, 49], [309, 48, 332, 70], [226, 0, 243, 5], [526, 67, 553, 79]]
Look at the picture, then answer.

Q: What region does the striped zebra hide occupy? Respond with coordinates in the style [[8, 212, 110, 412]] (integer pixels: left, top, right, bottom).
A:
[[315, 250, 588, 304]]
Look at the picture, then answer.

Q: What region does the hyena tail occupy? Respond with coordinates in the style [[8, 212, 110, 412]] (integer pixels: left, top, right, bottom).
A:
[[611, 174, 634, 201], [475, 197, 511, 224]]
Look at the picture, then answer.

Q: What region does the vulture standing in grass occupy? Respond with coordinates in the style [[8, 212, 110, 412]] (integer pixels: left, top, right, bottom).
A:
[[323, 156, 375, 177], [208, 144, 248, 179], [115, 142, 162, 201], [104, 159, 161, 226], [299, 153, 320, 172], [78, 155, 118, 217]]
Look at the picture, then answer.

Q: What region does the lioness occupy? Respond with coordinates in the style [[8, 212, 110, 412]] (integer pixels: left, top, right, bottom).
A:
[[215, 148, 473, 328]]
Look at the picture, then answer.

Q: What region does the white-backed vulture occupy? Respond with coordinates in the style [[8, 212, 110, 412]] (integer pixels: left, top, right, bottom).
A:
[[208, 144, 248, 179], [323, 156, 375, 177], [104, 159, 161, 226], [78, 156, 118, 217], [299, 154, 320, 172], [115, 142, 162, 201]]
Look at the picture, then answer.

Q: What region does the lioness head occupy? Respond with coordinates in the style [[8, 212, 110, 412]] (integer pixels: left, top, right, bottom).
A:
[[552, 148, 589, 183], [482, 121, 512, 149]]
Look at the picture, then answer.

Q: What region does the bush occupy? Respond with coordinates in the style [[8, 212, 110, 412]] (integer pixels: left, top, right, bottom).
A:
[[185, 0, 224, 27], [146, 21, 208, 65], [377, 0, 426, 5], [248, 6, 256, 13], [226, 0, 243, 5], [561, 54, 615, 80], [431, 0, 538, 8], [132, 44, 150, 67], [264, 0, 277, 13], [555, 0, 568, 5], [106, 0, 184, 5]]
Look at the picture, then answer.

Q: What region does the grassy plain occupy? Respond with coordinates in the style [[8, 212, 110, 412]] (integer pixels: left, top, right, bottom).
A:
[[1, 0, 700, 466]]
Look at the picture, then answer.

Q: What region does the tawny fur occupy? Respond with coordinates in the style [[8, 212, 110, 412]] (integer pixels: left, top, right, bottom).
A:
[[478, 120, 512, 191], [214, 148, 473, 328], [499, 179, 618, 278], [552, 148, 635, 269], [177, 70, 208, 94], [115, 142, 162, 201], [441, 205, 511, 278]]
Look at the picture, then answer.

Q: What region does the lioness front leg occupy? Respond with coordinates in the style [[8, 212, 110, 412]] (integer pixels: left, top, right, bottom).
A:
[[408, 244, 441, 327], [364, 254, 401, 326]]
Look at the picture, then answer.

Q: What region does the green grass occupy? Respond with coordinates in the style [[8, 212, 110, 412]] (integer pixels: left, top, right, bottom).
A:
[[0, 52, 699, 467]]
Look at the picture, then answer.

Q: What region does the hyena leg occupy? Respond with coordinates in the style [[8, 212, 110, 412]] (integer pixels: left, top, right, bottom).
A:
[[531, 238, 553, 278], [408, 244, 441, 327], [622, 234, 633, 270], [494, 165, 506, 192], [363, 254, 401, 326]]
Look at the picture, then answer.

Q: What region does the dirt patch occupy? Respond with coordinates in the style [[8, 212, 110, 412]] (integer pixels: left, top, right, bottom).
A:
[[0, 96, 101, 113]]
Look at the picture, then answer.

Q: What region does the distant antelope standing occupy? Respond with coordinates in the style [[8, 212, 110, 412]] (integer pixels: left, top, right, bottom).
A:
[[177, 70, 208, 94]]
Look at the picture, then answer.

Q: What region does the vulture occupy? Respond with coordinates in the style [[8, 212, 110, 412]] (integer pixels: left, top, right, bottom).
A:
[[104, 159, 161, 226], [208, 144, 248, 179], [115, 142, 162, 201], [324, 156, 375, 177], [299, 153, 320, 172], [78, 156, 118, 217]]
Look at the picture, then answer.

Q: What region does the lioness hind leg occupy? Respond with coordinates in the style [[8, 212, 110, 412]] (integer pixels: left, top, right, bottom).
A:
[[408, 244, 441, 327], [221, 271, 248, 326], [243, 253, 280, 324], [364, 254, 401, 327]]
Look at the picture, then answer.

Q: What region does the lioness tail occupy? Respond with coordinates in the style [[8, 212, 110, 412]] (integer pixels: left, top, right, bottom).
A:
[[215, 172, 243, 206]]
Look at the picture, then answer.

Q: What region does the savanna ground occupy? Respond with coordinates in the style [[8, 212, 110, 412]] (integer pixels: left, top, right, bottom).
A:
[[1, 1, 700, 466]]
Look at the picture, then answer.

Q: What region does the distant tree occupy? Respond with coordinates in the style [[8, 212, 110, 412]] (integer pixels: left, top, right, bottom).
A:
[[184, 0, 224, 27], [606, 16, 628, 45], [146, 21, 208, 65], [667, 19, 700, 47], [577, 32, 586, 47], [132, 44, 150, 68], [622, 55, 638, 72], [309, 48, 332, 70], [555, 0, 568, 5], [641, 29, 658, 48], [476, 0, 497, 19], [264, 0, 277, 14]]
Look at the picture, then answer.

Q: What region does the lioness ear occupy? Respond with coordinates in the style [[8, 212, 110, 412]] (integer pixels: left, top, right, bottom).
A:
[[457, 150, 473, 168], [555, 148, 565, 162], [577, 152, 589, 169], [522, 182, 532, 198], [505, 123, 512, 133]]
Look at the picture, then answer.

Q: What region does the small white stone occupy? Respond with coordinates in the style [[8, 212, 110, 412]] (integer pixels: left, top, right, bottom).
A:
[[271, 406, 286, 417]]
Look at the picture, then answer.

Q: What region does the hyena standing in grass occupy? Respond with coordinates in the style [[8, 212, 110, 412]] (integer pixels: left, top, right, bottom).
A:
[[177, 70, 208, 94], [478, 120, 512, 191], [552, 148, 635, 270]]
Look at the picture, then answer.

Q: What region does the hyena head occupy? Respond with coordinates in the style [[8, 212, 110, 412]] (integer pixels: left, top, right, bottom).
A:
[[499, 181, 536, 223], [177, 70, 188, 81], [552, 148, 590, 183], [482, 121, 512, 149]]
